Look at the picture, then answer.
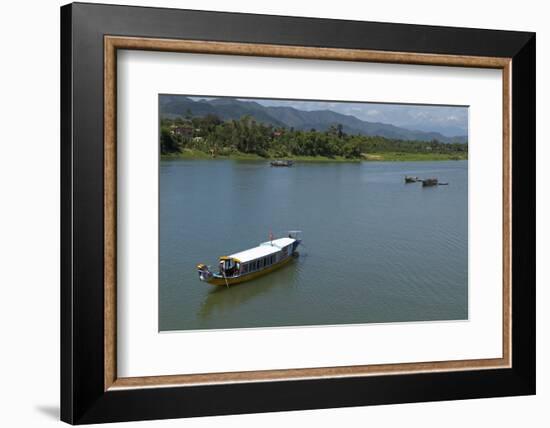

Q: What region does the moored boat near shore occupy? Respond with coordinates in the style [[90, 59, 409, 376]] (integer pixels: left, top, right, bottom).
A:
[[270, 160, 294, 167], [197, 232, 302, 286]]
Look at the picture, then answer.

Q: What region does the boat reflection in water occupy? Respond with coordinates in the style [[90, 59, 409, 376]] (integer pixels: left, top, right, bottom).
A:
[[198, 256, 298, 322]]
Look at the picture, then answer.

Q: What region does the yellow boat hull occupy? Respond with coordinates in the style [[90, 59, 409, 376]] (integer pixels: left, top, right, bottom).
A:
[[206, 254, 295, 286]]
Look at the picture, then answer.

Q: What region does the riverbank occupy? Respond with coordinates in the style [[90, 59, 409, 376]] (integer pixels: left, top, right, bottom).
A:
[[161, 149, 467, 162], [362, 152, 467, 161]]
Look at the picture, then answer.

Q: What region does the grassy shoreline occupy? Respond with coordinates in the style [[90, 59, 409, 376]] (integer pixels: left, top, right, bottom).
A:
[[362, 152, 467, 162], [161, 149, 467, 162]]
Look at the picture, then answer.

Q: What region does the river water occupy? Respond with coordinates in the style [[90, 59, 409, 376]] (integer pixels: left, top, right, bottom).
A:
[[159, 160, 468, 331]]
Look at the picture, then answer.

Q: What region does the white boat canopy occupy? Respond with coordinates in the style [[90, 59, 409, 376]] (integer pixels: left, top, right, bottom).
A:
[[227, 237, 296, 263]]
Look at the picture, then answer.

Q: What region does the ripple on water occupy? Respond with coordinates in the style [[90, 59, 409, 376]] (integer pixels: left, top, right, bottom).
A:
[[159, 160, 468, 331]]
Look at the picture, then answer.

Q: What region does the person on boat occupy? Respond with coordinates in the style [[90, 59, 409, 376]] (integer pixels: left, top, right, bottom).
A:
[[220, 259, 238, 277]]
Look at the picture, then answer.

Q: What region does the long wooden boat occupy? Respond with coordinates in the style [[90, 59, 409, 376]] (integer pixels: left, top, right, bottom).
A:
[[197, 233, 301, 286]]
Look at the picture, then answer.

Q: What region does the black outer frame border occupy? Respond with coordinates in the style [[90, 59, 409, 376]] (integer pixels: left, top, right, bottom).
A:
[[60, 2, 536, 425]]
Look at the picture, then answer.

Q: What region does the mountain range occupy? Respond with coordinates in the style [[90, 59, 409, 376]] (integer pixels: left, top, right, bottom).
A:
[[160, 96, 467, 144]]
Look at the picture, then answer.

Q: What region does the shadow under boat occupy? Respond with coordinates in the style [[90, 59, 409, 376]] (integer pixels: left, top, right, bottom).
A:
[[197, 256, 298, 321]]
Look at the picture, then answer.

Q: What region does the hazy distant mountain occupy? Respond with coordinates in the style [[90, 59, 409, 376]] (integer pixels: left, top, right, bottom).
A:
[[160, 96, 467, 144]]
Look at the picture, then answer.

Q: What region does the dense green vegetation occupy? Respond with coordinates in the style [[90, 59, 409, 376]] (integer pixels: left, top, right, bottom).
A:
[[160, 115, 468, 161]]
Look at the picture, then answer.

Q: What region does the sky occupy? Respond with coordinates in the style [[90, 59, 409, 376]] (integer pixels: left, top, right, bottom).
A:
[[190, 96, 469, 137]]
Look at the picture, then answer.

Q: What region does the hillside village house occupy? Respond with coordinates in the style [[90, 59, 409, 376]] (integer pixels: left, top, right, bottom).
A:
[[170, 123, 193, 138]]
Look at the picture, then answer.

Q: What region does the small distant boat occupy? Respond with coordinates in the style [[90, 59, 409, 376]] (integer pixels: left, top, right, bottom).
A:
[[422, 178, 439, 187], [421, 178, 449, 186], [270, 160, 294, 167], [404, 176, 420, 183], [197, 232, 302, 286]]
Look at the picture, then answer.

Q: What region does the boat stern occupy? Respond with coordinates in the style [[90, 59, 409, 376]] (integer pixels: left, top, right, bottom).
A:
[[287, 231, 302, 254], [292, 239, 301, 254]]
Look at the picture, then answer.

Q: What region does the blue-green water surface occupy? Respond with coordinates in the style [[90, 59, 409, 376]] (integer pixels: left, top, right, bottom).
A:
[[160, 160, 467, 331]]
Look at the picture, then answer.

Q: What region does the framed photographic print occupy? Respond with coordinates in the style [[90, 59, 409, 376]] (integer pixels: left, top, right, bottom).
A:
[[60, 2, 536, 424]]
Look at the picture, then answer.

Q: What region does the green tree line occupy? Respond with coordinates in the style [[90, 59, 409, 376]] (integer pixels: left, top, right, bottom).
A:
[[160, 114, 468, 159]]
